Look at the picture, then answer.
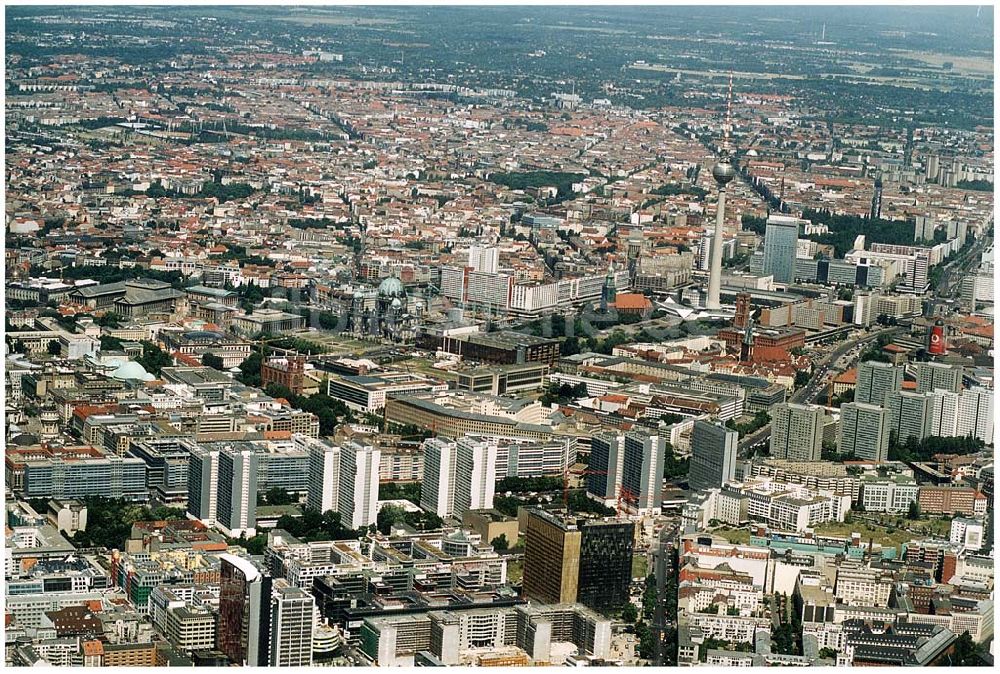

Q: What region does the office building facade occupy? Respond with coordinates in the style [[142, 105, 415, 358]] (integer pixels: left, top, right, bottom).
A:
[[522, 509, 634, 613], [576, 520, 635, 612], [523, 509, 581, 606], [218, 554, 272, 666], [762, 216, 800, 284], [688, 420, 739, 491], [269, 581, 316, 666]]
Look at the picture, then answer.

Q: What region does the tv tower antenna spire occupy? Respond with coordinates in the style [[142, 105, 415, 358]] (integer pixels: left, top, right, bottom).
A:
[[723, 70, 733, 155], [706, 70, 737, 311]]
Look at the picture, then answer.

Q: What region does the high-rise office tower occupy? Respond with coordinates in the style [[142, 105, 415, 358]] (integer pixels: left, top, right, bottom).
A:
[[770, 403, 824, 461], [706, 73, 736, 310], [688, 419, 739, 490], [886, 391, 932, 445], [269, 580, 316, 666], [187, 447, 219, 526], [306, 440, 340, 514], [453, 436, 497, 518], [338, 441, 381, 530], [218, 554, 272, 666], [838, 403, 890, 461], [216, 448, 258, 538], [420, 437, 456, 517], [468, 245, 499, 274], [856, 360, 904, 406], [761, 215, 800, 284], [522, 509, 634, 612], [915, 361, 964, 394], [586, 433, 624, 506], [621, 432, 666, 515], [576, 519, 635, 612], [523, 509, 581, 606]]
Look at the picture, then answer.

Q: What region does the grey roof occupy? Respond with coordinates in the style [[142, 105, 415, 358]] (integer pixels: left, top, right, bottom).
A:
[[117, 287, 184, 305], [73, 281, 127, 298], [186, 285, 237, 298], [389, 395, 552, 434]]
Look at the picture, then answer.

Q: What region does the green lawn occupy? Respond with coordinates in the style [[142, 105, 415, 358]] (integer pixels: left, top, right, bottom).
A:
[[713, 527, 751, 545], [507, 558, 524, 585], [632, 553, 649, 579], [813, 519, 925, 552]]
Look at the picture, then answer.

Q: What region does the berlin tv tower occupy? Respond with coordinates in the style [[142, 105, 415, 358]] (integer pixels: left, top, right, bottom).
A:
[[706, 72, 736, 311]]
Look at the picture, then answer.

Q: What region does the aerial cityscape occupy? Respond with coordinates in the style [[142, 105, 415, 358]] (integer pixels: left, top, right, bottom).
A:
[[3, 4, 995, 668]]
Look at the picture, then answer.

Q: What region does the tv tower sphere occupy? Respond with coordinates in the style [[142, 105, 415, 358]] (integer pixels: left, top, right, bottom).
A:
[[712, 154, 736, 186]]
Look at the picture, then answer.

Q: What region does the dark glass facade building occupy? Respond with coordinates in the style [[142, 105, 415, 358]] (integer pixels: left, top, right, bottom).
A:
[[218, 555, 272, 666], [577, 520, 635, 612]]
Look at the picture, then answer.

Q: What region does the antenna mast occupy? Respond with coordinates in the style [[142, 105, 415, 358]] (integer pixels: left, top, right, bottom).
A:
[[723, 71, 733, 156]]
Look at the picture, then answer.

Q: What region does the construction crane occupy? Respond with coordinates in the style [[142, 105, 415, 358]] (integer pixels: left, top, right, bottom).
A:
[[617, 486, 639, 516]]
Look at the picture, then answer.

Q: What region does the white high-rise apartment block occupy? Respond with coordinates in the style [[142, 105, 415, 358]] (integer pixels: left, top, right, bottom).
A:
[[306, 440, 341, 514], [622, 432, 666, 515], [421, 438, 457, 517], [770, 403, 823, 461], [453, 436, 497, 517], [838, 403, 890, 461], [957, 386, 994, 444], [961, 274, 993, 311], [915, 362, 963, 394], [587, 433, 624, 507], [188, 447, 220, 525], [468, 245, 499, 274], [216, 449, 258, 538], [927, 390, 961, 437], [856, 361, 903, 406], [853, 292, 875, 326], [440, 266, 467, 304], [689, 420, 738, 490], [420, 437, 496, 518], [339, 442, 381, 529], [886, 391, 932, 444]]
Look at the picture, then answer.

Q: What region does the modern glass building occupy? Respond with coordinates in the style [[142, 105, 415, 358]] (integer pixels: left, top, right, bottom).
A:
[[522, 509, 634, 613], [761, 215, 800, 284], [218, 554, 272, 666], [577, 520, 635, 612]]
